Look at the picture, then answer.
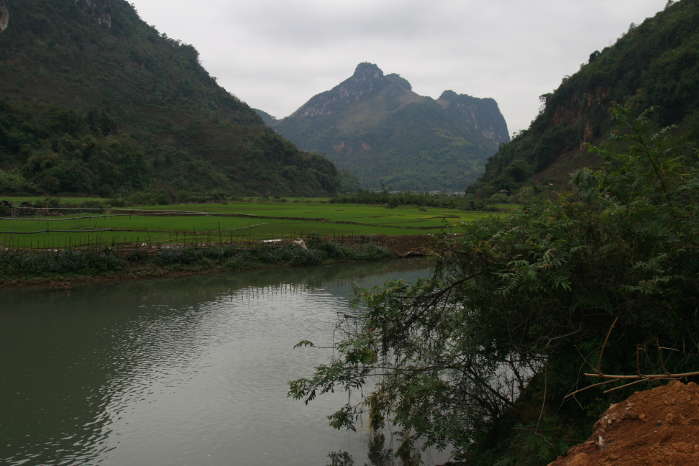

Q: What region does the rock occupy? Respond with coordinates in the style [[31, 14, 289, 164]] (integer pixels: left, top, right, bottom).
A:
[[292, 238, 308, 250], [0, 0, 9, 33]]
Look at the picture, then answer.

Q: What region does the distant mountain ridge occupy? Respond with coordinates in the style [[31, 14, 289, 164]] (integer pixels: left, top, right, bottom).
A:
[[254, 109, 278, 126], [266, 63, 509, 191], [472, 0, 699, 196], [0, 0, 340, 197]]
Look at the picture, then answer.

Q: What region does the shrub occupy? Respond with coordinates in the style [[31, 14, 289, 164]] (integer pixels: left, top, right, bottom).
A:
[[289, 108, 699, 463]]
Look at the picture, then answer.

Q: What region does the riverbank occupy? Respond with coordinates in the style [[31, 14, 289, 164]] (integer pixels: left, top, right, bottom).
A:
[[0, 235, 438, 289], [550, 381, 699, 465]]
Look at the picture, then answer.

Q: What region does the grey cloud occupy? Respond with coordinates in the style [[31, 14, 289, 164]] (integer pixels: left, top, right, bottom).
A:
[[133, 0, 667, 133], [229, 0, 444, 45]]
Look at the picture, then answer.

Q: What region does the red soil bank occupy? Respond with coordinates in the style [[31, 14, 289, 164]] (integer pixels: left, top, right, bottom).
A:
[[550, 381, 699, 465]]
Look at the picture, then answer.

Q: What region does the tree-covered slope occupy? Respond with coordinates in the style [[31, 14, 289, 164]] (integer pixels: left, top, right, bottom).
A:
[[271, 63, 509, 192], [473, 0, 699, 196], [253, 108, 278, 127], [0, 0, 340, 196]]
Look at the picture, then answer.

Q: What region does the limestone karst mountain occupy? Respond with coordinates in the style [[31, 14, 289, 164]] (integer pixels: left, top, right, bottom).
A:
[[0, 0, 339, 196], [267, 63, 509, 192]]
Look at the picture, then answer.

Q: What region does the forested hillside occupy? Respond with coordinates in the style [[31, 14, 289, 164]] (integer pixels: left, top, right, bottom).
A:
[[473, 0, 699, 196], [0, 0, 340, 197], [270, 63, 509, 192]]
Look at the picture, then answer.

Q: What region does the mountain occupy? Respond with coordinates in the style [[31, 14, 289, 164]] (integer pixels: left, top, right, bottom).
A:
[[253, 108, 278, 126], [269, 63, 509, 192], [0, 0, 340, 197], [473, 0, 699, 196]]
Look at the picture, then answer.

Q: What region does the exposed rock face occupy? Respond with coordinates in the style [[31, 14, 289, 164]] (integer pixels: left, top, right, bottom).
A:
[[291, 63, 414, 119], [270, 62, 509, 191], [74, 0, 112, 28], [0, 0, 9, 33], [436, 90, 510, 145]]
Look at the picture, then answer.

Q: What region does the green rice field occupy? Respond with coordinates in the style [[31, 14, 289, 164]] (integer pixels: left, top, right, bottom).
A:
[[0, 198, 499, 248], [1, 196, 106, 205]]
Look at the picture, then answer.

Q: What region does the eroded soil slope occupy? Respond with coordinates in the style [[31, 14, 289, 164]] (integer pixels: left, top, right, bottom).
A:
[[550, 381, 699, 465]]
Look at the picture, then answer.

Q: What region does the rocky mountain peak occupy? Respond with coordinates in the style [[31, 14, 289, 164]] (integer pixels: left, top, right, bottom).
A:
[[386, 73, 412, 91], [439, 90, 459, 100], [274, 63, 510, 191], [290, 63, 413, 119], [352, 62, 384, 81], [338, 63, 414, 99]]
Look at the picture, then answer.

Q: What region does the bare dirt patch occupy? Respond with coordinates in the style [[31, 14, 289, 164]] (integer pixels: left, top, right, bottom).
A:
[[550, 381, 699, 465]]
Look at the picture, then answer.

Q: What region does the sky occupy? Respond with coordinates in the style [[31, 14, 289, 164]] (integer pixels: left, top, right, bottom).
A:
[[131, 0, 668, 134]]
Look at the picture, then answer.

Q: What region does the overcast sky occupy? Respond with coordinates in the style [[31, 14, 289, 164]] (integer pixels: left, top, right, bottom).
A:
[[131, 0, 667, 134]]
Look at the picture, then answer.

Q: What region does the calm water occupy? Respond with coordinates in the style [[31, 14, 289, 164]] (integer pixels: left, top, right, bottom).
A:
[[0, 260, 447, 465]]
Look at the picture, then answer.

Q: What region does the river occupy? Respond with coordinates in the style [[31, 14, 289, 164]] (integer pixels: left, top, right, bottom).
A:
[[0, 260, 449, 465]]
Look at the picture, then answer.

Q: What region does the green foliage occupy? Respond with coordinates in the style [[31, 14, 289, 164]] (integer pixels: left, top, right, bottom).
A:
[[0, 238, 397, 279], [326, 451, 354, 466], [0, 169, 34, 193], [331, 191, 490, 210], [289, 110, 699, 463], [0, 0, 340, 196], [474, 0, 699, 194], [0, 102, 148, 196], [0, 248, 126, 276], [336, 170, 362, 193]]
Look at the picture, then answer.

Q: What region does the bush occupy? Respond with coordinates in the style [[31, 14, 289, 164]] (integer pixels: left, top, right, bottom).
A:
[[289, 108, 699, 463], [0, 238, 396, 280], [0, 249, 125, 276], [306, 236, 350, 259], [155, 247, 205, 266], [0, 169, 35, 194], [350, 244, 393, 261]]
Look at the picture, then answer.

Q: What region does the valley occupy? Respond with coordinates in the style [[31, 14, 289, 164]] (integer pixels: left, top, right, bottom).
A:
[[2, 0, 699, 465]]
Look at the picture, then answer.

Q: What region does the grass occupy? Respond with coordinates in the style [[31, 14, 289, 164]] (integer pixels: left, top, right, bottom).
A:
[[0, 196, 106, 205], [491, 203, 524, 212], [0, 198, 500, 248], [132, 200, 492, 226]]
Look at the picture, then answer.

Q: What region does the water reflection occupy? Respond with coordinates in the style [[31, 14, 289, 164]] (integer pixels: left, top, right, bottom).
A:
[[0, 259, 446, 465]]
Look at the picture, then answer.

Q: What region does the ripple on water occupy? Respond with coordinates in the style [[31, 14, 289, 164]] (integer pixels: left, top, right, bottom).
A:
[[0, 262, 441, 466]]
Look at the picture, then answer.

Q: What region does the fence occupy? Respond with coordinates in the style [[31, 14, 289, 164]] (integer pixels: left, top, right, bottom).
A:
[[0, 204, 431, 254], [0, 229, 393, 253]]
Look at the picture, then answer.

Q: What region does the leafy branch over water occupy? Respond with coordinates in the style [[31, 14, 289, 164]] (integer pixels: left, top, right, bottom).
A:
[[289, 108, 699, 464]]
